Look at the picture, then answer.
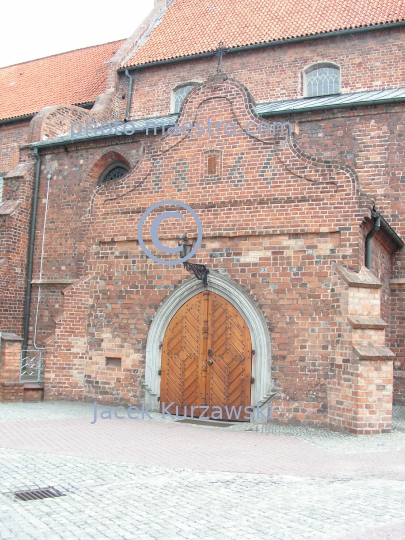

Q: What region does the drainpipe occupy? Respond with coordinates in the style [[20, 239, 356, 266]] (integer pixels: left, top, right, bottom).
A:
[[23, 148, 41, 353], [124, 69, 134, 122], [365, 210, 381, 270]]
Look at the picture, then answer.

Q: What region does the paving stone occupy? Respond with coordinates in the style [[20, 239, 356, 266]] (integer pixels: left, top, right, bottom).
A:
[[0, 401, 404, 539]]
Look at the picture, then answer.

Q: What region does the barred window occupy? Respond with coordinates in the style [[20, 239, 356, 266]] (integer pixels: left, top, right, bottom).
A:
[[98, 162, 129, 185], [173, 84, 197, 113], [305, 66, 340, 97]]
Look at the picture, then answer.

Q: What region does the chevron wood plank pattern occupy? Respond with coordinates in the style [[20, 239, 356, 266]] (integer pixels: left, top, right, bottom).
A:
[[161, 292, 251, 421]]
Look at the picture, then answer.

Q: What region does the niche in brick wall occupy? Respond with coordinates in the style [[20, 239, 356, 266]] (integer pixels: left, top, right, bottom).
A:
[[106, 357, 121, 368], [201, 149, 222, 181]]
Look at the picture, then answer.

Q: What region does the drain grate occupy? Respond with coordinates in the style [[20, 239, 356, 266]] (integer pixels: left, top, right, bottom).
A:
[[12, 487, 65, 502]]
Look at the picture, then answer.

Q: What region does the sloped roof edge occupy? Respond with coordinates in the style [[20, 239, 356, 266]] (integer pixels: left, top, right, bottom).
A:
[[0, 39, 124, 71], [121, 20, 405, 70], [0, 40, 125, 122], [121, 0, 405, 70]]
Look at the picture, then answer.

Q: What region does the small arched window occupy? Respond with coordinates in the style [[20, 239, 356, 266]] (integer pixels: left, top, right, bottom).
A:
[[304, 64, 340, 97], [172, 83, 198, 113], [98, 162, 129, 185]]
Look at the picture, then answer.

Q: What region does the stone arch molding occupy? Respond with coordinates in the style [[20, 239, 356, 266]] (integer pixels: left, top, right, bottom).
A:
[[144, 272, 272, 421]]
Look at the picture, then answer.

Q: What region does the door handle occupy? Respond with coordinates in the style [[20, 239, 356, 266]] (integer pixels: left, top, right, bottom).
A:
[[207, 359, 213, 365]]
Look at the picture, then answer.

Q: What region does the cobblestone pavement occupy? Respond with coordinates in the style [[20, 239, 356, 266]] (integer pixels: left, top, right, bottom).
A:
[[0, 402, 404, 540]]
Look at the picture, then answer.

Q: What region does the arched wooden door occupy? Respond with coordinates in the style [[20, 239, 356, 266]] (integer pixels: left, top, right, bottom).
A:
[[160, 291, 252, 421]]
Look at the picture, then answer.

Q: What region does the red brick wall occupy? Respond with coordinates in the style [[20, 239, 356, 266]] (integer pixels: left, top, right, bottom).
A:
[[283, 105, 405, 393], [0, 336, 25, 403], [329, 359, 393, 434], [39, 77, 382, 426], [0, 337, 23, 382], [0, 156, 36, 335], [119, 28, 405, 406], [122, 27, 405, 120], [44, 276, 90, 401], [1, 26, 403, 426], [24, 145, 141, 347], [368, 229, 395, 325], [0, 120, 29, 173]]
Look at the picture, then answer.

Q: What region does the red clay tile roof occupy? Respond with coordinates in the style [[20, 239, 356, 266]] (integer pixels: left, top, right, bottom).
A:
[[123, 0, 405, 67], [0, 40, 125, 122]]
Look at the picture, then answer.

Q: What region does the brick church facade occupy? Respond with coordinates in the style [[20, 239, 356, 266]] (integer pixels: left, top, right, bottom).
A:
[[1, 0, 405, 433]]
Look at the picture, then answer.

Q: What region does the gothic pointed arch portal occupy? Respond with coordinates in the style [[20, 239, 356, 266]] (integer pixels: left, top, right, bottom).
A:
[[161, 291, 252, 421], [144, 272, 272, 422]]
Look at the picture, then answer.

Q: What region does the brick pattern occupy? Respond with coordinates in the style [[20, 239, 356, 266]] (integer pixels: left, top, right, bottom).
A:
[[328, 266, 394, 434], [329, 360, 393, 434], [37, 77, 394, 433], [44, 276, 91, 401], [0, 382, 24, 403], [294, 105, 405, 405], [1, 26, 404, 432], [0, 119, 29, 173], [0, 158, 36, 335], [394, 372, 405, 404], [121, 28, 405, 119], [0, 334, 24, 403]]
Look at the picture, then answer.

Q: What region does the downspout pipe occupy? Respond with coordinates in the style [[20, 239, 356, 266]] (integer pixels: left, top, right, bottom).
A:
[[23, 148, 41, 353], [124, 69, 134, 122], [365, 211, 381, 270]]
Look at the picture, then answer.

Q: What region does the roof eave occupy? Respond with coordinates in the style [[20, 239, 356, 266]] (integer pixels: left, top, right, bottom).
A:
[[119, 20, 405, 71], [373, 211, 405, 249], [0, 113, 36, 126], [260, 96, 405, 116]]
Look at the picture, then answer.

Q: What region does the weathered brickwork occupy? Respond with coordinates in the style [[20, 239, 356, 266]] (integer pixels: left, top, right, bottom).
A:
[[277, 105, 405, 405], [120, 27, 405, 120], [0, 119, 30, 173], [327, 266, 395, 433], [32, 76, 392, 432], [44, 276, 91, 402], [0, 333, 24, 403], [390, 281, 405, 404], [0, 157, 36, 335], [1, 23, 404, 432]]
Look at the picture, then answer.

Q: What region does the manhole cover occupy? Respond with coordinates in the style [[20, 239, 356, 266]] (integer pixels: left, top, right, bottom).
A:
[[176, 419, 234, 427], [11, 487, 65, 502]]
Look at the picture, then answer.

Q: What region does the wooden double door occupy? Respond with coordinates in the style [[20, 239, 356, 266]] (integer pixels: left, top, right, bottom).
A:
[[160, 291, 252, 421]]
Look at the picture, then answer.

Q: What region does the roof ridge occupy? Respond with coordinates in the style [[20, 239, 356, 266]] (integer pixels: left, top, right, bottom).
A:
[[0, 38, 126, 71]]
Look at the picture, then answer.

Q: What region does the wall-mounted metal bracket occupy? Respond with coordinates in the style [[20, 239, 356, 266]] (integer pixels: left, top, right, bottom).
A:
[[183, 262, 209, 287]]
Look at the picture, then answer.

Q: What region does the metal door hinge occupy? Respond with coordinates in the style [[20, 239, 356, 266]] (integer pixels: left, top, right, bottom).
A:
[[251, 377, 255, 384], [159, 343, 163, 349], [158, 369, 161, 375], [252, 350, 255, 356]]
